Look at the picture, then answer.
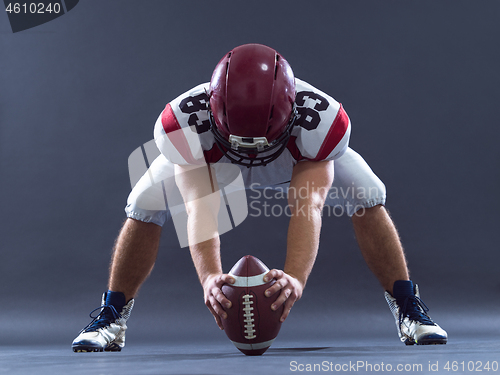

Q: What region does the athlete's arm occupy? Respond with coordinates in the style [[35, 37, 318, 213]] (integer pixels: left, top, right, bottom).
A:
[[174, 163, 234, 330], [265, 160, 334, 322]]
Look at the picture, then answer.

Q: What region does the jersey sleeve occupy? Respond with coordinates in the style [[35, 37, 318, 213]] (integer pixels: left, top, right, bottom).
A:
[[287, 79, 351, 162], [312, 104, 350, 161], [154, 83, 224, 165]]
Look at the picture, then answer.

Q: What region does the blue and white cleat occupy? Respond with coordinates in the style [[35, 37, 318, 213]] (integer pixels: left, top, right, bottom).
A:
[[385, 280, 447, 345], [72, 292, 134, 352]]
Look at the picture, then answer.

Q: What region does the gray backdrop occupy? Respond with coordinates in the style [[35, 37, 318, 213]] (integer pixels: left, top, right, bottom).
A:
[[1, 0, 499, 345]]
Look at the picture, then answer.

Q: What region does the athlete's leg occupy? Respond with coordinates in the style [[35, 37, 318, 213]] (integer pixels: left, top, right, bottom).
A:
[[351, 205, 409, 295], [72, 154, 173, 352], [109, 153, 176, 300], [330, 148, 447, 345], [72, 219, 158, 353], [329, 148, 409, 294], [108, 218, 162, 301]]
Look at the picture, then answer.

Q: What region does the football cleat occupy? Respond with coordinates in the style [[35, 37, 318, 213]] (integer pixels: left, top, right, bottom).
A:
[[385, 280, 447, 345], [72, 292, 134, 352]]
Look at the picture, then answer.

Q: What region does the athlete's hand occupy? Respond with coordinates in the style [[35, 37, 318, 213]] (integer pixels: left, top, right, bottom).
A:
[[263, 269, 304, 323], [202, 273, 235, 330]]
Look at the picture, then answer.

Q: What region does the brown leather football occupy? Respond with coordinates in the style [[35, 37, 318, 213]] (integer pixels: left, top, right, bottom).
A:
[[221, 255, 283, 356]]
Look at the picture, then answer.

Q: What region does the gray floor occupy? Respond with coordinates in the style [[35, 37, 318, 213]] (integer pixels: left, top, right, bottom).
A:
[[2, 311, 498, 375], [2, 337, 498, 375]]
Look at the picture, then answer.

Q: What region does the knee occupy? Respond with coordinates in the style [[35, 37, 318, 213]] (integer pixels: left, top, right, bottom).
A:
[[359, 175, 386, 203], [126, 217, 162, 227], [343, 177, 386, 217], [125, 177, 169, 226], [352, 203, 385, 219]]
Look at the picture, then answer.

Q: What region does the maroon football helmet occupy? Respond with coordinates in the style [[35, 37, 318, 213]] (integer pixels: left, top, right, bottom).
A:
[[208, 44, 297, 167]]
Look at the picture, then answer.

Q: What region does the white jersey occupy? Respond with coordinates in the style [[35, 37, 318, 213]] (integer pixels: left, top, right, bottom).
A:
[[154, 78, 351, 169], [126, 80, 386, 230]]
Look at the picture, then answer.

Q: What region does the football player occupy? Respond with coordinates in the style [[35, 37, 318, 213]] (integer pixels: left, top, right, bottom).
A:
[[72, 44, 447, 352]]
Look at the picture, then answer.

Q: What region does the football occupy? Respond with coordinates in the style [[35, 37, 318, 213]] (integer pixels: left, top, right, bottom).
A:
[[221, 255, 283, 356]]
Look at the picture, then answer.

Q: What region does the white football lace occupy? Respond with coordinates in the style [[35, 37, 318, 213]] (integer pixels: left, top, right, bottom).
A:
[[242, 294, 256, 339]]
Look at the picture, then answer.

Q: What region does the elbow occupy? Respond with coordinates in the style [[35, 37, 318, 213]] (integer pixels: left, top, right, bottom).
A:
[[185, 192, 221, 220]]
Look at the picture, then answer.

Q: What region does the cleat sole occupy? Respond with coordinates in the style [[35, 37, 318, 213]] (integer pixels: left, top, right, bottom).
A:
[[72, 340, 123, 353], [416, 334, 448, 345], [72, 348, 104, 352], [104, 344, 122, 352], [416, 339, 447, 345], [72, 344, 105, 353]]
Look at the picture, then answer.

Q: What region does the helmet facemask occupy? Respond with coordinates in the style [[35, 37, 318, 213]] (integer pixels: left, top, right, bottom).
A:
[[209, 104, 297, 167]]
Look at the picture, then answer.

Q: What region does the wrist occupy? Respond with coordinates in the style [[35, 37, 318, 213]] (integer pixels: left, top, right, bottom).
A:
[[200, 272, 220, 287], [283, 270, 306, 290]]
